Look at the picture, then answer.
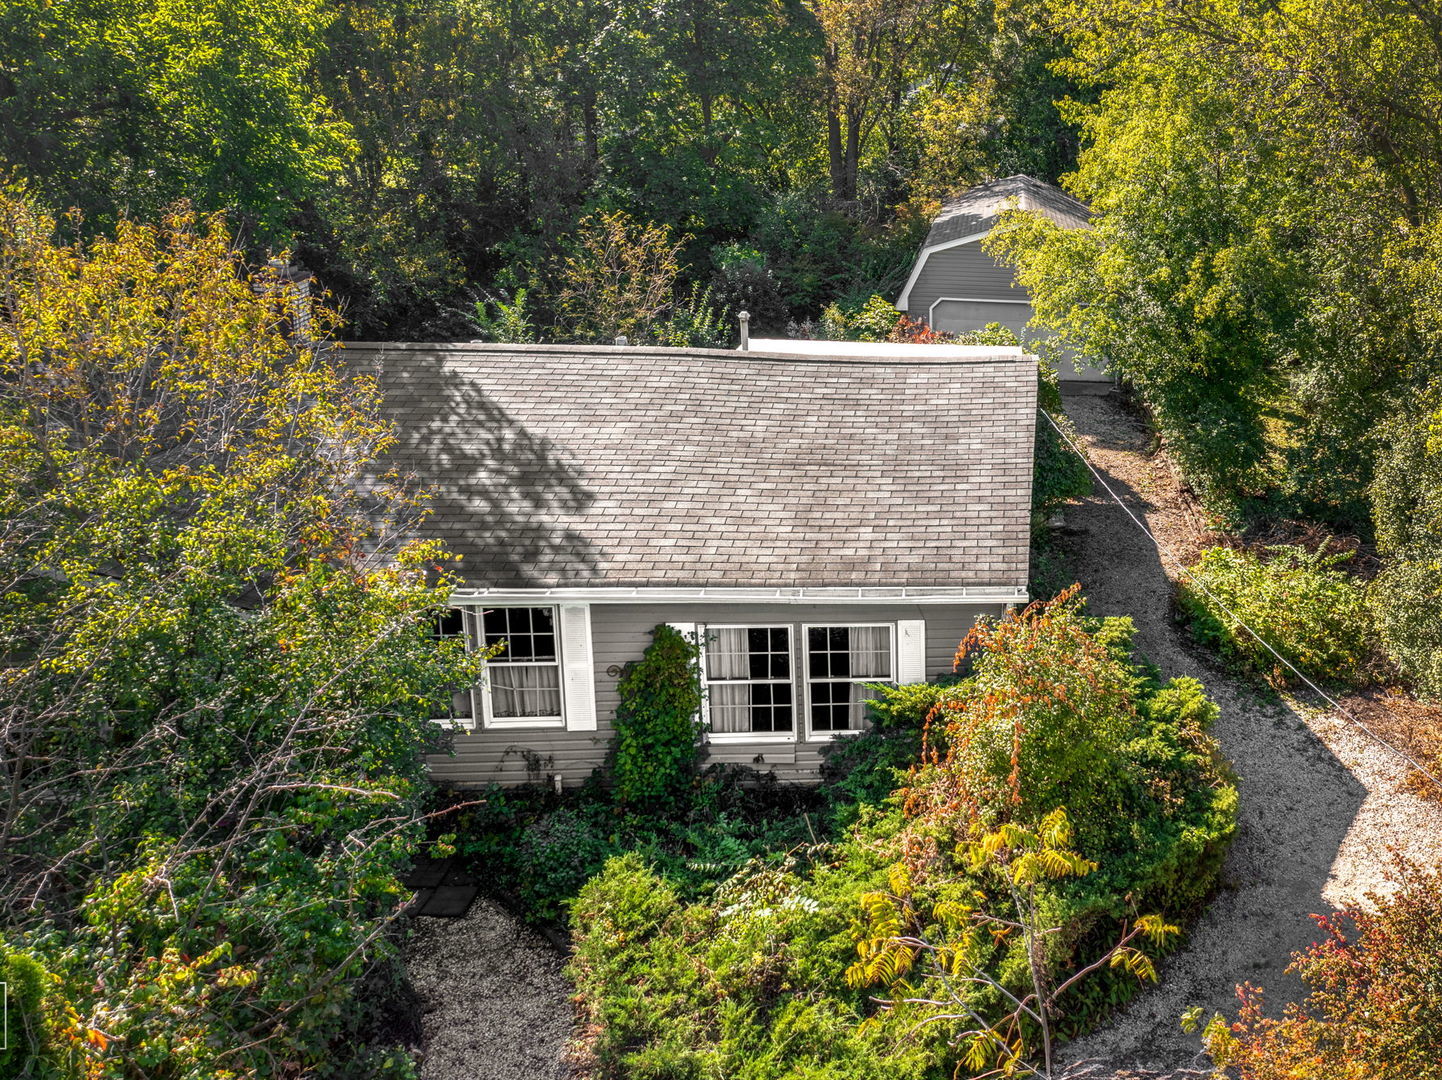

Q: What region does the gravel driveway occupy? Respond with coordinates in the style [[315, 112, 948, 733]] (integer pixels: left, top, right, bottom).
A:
[[407, 897, 575, 1080], [1053, 393, 1442, 1076]]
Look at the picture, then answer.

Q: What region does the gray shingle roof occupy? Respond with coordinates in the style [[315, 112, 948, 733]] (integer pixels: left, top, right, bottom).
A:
[[347, 342, 1037, 590], [923, 175, 1090, 251]]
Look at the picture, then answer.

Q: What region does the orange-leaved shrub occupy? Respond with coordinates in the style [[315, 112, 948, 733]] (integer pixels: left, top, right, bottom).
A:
[[1201, 859, 1442, 1079]]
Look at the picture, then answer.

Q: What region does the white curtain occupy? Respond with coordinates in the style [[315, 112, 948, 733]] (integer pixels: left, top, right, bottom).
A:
[[708, 683, 751, 733], [848, 626, 892, 679], [491, 664, 562, 717], [706, 628, 752, 679]]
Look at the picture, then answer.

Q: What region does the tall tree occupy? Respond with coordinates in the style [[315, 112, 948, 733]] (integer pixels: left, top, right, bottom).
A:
[[0, 190, 472, 1074], [0, 0, 350, 240]]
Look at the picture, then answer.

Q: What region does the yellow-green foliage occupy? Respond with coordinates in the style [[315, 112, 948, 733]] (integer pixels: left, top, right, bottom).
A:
[[1178, 545, 1374, 685], [0, 191, 472, 1079]]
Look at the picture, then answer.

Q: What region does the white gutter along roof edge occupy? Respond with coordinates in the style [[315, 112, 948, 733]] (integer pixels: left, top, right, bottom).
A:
[[449, 586, 1030, 606]]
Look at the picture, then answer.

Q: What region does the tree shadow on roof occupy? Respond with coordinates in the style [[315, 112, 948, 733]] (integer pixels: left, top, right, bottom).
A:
[[368, 352, 602, 588]]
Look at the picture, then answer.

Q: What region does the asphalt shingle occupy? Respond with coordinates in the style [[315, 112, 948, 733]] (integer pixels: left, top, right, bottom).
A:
[[346, 342, 1038, 590], [922, 174, 1090, 251]]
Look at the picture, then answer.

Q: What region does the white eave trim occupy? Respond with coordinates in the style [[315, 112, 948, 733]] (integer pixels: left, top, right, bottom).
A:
[[450, 585, 1029, 606], [895, 229, 991, 312]]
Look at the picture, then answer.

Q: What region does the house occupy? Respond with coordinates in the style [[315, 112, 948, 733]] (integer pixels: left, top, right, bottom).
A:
[[895, 175, 1110, 393], [348, 339, 1037, 787]]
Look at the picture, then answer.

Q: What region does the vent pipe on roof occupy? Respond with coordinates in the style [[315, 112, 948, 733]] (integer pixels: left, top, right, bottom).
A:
[[738, 310, 750, 351]]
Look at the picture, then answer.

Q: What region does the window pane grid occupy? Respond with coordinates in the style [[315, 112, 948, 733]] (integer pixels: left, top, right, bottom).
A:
[[806, 625, 894, 734], [483, 607, 562, 722], [704, 626, 793, 735], [432, 609, 475, 722]]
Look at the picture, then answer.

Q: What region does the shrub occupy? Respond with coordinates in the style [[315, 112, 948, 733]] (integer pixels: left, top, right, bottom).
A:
[[653, 285, 731, 348], [816, 294, 903, 341], [611, 625, 705, 811], [569, 831, 940, 1080], [1197, 859, 1442, 1078], [555, 209, 686, 342], [1032, 357, 1093, 532], [470, 287, 536, 343], [860, 679, 967, 732], [1178, 544, 1374, 685], [0, 939, 72, 1078], [517, 805, 623, 923], [1371, 389, 1442, 701], [896, 589, 1237, 1035], [567, 591, 1237, 1076], [710, 244, 789, 334]]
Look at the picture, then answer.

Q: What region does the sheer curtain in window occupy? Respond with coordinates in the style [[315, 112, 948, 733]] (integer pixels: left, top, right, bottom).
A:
[[707, 628, 753, 733], [847, 626, 891, 678], [491, 666, 562, 717]]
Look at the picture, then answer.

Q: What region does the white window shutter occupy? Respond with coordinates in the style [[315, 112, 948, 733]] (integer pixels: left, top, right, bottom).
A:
[[896, 619, 927, 684], [559, 604, 597, 731]]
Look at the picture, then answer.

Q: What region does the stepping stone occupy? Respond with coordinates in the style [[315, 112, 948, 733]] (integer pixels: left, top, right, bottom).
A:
[[401, 857, 451, 889], [442, 863, 480, 887], [416, 884, 479, 918]]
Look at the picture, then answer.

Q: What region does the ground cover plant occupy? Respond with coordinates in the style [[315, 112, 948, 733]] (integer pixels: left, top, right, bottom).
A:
[[566, 591, 1237, 1078], [0, 192, 472, 1078], [1177, 544, 1375, 689]]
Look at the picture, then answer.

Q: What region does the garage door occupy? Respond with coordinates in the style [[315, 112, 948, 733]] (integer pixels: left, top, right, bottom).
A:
[[928, 298, 1032, 336]]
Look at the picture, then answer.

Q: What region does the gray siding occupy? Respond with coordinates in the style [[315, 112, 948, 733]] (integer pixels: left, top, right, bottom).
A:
[[908, 241, 1112, 388], [426, 601, 1002, 788], [905, 241, 1028, 319]]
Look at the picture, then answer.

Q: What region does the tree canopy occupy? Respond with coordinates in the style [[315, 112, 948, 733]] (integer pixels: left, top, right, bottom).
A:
[[0, 189, 473, 1077]]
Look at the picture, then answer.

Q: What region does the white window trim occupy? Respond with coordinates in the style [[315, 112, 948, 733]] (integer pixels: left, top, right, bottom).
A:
[[699, 623, 798, 744], [926, 295, 1031, 325], [432, 604, 562, 731], [430, 607, 481, 732], [801, 622, 897, 742], [895, 229, 991, 311]]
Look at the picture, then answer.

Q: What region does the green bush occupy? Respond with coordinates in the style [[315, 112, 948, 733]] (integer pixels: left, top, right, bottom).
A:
[[1177, 544, 1374, 685], [518, 805, 624, 923], [569, 831, 940, 1080], [611, 625, 705, 810], [0, 939, 70, 1079], [860, 679, 966, 731], [654, 285, 731, 348], [817, 294, 903, 342], [1371, 392, 1442, 701], [567, 596, 1238, 1075], [1032, 358, 1093, 532]]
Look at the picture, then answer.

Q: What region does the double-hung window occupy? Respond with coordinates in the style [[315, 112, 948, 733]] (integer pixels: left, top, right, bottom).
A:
[[804, 624, 895, 736], [432, 608, 477, 728], [702, 626, 794, 738], [480, 606, 564, 727]]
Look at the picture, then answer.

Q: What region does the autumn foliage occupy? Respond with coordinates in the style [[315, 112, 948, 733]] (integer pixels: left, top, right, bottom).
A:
[[1202, 859, 1442, 1079], [847, 588, 1238, 1067]]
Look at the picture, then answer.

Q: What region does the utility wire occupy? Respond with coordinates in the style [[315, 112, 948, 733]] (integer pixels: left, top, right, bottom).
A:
[[1039, 406, 1442, 794]]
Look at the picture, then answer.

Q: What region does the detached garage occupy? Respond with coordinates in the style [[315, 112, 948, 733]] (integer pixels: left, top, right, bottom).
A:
[[895, 175, 1109, 392]]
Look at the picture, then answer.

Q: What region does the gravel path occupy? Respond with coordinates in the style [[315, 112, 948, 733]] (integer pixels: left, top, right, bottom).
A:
[[407, 897, 575, 1080], [1053, 393, 1442, 1075]]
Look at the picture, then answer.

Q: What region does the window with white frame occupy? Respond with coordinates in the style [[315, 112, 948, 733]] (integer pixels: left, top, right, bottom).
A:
[[431, 608, 477, 727], [805, 624, 895, 734], [702, 626, 794, 736], [480, 606, 564, 725]]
